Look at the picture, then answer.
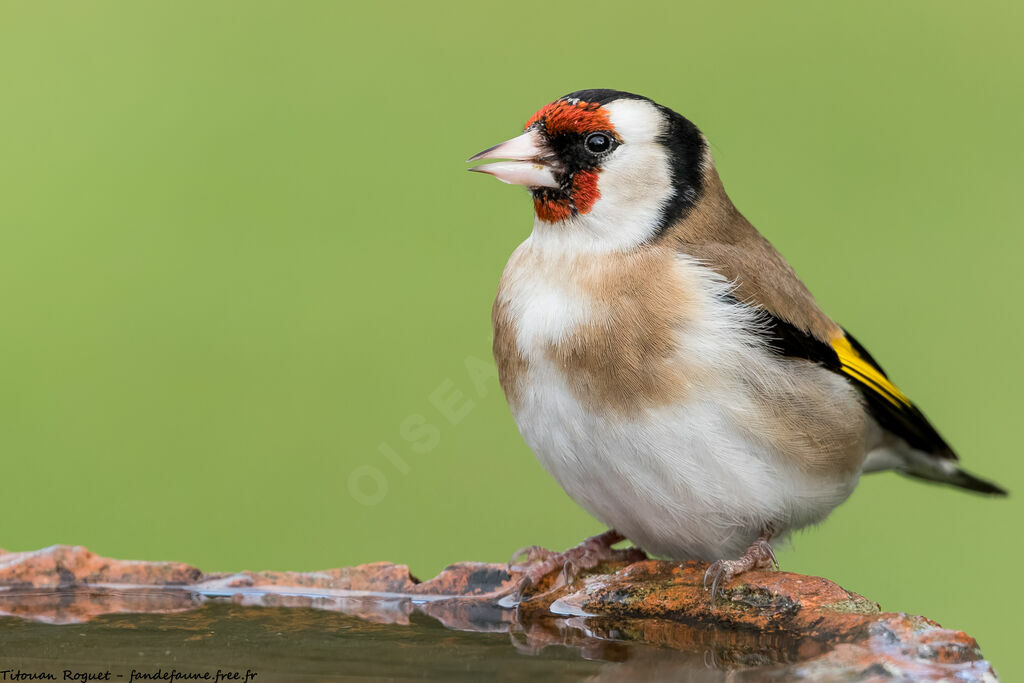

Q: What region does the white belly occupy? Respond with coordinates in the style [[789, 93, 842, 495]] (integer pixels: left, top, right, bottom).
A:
[[512, 361, 858, 561], [500, 247, 861, 562]]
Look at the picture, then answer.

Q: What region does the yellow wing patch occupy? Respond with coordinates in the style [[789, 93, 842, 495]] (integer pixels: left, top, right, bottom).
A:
[[831, 336, 911, 408]]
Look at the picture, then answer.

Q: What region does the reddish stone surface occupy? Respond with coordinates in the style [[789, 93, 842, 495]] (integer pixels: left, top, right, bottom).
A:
[[0, 546, 998, 680], [0, 545, 202, 587]]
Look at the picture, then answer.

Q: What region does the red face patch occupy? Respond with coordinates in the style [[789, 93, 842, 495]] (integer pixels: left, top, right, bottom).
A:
[[525, 99, 615, 136], [570, 170, 600, 214], [526, 98, 613, 223], [533, 195, 572, 223], [532, 170, 601, 222]]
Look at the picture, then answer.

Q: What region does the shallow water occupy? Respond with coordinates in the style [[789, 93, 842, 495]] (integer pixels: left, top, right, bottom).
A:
[[0, 587, 815, 682]]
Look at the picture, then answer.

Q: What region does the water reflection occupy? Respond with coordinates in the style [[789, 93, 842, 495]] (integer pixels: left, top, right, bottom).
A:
[[0, 586, 821, 680]]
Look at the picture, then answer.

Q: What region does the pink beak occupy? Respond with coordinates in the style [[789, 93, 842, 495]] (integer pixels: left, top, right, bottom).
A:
[[467, 129, 560, 189]]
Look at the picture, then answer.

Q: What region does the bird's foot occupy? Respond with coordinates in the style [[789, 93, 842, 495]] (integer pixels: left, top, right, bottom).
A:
[[505, 529, 646, 604], [703, 534, 778, 598]]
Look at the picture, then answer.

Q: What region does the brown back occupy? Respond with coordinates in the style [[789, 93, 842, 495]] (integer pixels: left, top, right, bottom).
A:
[[662, 166, 841, 344]]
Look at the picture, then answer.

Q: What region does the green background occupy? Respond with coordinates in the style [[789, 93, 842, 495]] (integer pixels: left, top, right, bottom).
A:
[[1, 0, 1021, 676]]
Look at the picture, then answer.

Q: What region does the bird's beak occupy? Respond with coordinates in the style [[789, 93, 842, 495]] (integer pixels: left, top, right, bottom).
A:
[[467, 129, 560, 189]]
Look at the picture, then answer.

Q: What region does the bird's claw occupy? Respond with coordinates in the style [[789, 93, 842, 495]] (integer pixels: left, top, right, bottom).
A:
[[504, 562, 568, 605], [703, 560, 735, 598], [507, 545, 553, 570], [754, 539, 779, 570], [502, 530, 646, 604], [703, 534, 778, 598]]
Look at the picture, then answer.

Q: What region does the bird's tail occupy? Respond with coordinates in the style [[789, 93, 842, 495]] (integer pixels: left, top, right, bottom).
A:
[[864, 446, 1007, 496], [900, 465, 1007, 495]]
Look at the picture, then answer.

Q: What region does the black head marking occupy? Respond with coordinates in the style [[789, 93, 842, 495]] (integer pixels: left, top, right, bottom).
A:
[[559, 89, 650, 106]]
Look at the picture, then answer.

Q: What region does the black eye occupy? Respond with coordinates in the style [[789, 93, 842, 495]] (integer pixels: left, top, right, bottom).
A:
[[584, 132, 613, 155]]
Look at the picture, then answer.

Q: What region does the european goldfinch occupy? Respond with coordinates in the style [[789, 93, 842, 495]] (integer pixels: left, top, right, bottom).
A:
[[468, 90, 1006, 595]]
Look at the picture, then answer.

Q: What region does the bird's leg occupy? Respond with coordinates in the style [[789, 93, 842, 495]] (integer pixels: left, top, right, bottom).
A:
[[506, 529, 646, 602], [703, 530, 778, 598]]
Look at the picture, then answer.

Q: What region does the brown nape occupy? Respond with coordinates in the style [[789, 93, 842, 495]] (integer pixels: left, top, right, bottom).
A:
[[662, 163, 842, 345]]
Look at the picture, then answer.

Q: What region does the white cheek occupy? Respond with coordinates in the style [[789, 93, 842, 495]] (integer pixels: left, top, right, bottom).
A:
[[592, 142, 673, 231], [604, 99, 657, 135]]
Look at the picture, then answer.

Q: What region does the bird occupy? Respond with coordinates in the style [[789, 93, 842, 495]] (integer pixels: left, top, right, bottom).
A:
[[467, 89, 1006, 597]]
